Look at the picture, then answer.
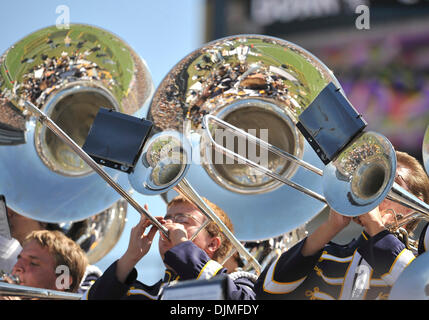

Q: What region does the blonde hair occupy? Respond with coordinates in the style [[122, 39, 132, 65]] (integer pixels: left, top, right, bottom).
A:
[[396, 151, 429, 202], [23, 230, 88, 292], [396, 151, 429, 233], [167, 195, 234, 262]]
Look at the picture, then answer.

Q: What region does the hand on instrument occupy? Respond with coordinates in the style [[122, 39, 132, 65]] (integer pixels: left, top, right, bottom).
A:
[[159, 218, 189, 249], [1, 273, 19, 285], [0, 295, 22, 300], [0, 275, 24, 300], [353, 206, 386, 237], [116, 204, 161, 283], [301, 209, 352, 257], [327, 209, 352, 233]]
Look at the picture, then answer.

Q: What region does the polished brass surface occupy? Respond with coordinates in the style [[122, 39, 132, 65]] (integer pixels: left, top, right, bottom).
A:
[[0, 24, 154, 224], [52, 199, 128, 264], [147, 35, 338, 240], [0, 281, 82, 300], [128, 130, 261, 273], [323, 131, 396, 216], [148, 35, 338, 195], [389, 251, 429, 300]]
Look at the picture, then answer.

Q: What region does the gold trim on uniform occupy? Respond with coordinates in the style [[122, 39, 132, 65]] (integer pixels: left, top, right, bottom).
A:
[[127, 286, 158, 300], [313, 266, 344, 285], [262, 256, 307, 294], [197, 260, 223, 280], [319, 252, 354, 263], [380, 248, 415, 285], [305, 287, 335, 300]]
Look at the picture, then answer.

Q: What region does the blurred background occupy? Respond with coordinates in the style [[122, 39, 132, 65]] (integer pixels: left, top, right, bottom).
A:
[[1, 0, 428, 286]]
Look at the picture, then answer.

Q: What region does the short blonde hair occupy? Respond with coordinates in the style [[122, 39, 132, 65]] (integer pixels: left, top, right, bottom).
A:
[[167, 195, 234, 262], [396, 151, 429, 233], [396, 151, 429, 203], [23, 230, 88, 292]]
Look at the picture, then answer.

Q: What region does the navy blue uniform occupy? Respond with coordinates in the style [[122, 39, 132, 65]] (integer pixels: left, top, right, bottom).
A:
[[418, 222, 429, 255], [255, 230, 415, 300], [78, 265, 102, 295], [83, 241, 255, 300]]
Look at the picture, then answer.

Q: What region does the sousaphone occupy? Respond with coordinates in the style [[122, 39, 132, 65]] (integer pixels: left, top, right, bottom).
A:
[[146, 35, 342, 241], [0, 24, 154, 261]]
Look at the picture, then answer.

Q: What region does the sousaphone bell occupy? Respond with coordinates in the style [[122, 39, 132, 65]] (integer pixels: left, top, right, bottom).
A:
[[145, 35, 346, 241], [0, 24, 154, 262], [144, 34, 429, 244]]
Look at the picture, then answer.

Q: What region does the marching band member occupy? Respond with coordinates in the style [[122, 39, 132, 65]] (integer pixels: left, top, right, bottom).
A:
[[255, 151, 429, 300], [0, 230, 88, 300], [84, 195, 256, 300], [5, 208, 102, 295]]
